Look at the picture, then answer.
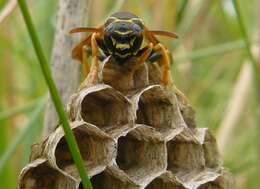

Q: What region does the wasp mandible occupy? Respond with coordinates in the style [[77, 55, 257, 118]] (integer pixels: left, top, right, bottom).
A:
[[70, 11, 178, 86]]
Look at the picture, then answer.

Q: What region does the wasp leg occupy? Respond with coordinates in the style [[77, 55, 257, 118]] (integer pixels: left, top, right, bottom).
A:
[[133, 43, 153, 71], [153, 43, 173, 86], [152, 44, 188, 102], [82, 44, 107, 78], [82, 45, 90, 76], [86, 33, 101, 84], [79, 33, 102, 89]]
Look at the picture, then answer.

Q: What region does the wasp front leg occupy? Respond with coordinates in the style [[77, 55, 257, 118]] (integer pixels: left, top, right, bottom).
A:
[[82, 45, 90, 76], [87, 33, 102, 83], [133, 43, 153, 70], [80, 33, 102, 89]]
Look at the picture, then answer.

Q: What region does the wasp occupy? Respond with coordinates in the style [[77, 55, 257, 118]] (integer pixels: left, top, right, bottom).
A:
[[70, 11, 178, 86]]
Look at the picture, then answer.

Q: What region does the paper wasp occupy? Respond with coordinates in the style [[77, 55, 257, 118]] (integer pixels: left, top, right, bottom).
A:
[[70, 11, 178, 86]]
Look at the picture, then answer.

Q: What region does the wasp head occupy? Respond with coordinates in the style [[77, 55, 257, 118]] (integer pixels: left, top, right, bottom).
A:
[[103, 12, 144, 61]]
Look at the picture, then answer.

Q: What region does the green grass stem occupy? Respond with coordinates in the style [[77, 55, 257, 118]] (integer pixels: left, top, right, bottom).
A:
[[17, 0, 93, 188]]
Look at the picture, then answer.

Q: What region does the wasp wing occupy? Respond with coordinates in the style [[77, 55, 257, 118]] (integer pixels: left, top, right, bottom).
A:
[[144, 27, 160, 44], [149, 30, 178, 38], [72, 35, 92, 60]]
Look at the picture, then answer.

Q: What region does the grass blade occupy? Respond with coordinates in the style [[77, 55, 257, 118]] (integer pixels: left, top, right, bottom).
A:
[[231, 0, 257, 67], [232, 0, 260, 186], [0, 0, 17, 24], [0, 98, 45, 173], [17, 0, 93, 188], [176, 0, 188, 26], [0, 96, 46, 122], [231, 0, 260, 88], [174, 40, 245, 63]]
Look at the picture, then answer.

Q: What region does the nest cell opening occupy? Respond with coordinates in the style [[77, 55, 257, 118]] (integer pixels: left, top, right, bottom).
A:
[[19, 160, 77, 189], [90, 169, 139, 189], [116, 127, 166, 184], [136, 86, 183, 134], [80, 87, 133, 131], [20, 163, 59, 189], [167, 138, 205, 173], [78, 183, 84, 189], [101, 57, 149, 92], [147, 63, 163, 85], [196, 171, 233, 189], [198, 182, 220, 189], [55, 125, 115, 177], [146, 172, 185, 189], [91, 172, 107, 189]]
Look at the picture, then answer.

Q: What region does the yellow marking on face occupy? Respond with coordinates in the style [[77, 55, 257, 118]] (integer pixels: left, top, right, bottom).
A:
[[107, 48, 113, 54], [130, 37, 136, 46], [131, 18, 145, 25], [115, 43, 131, 50], [110, 36, 117, 46], [114, 30, 133, 35], [115, 52, 131, 58], [114, 19, 134, 24]]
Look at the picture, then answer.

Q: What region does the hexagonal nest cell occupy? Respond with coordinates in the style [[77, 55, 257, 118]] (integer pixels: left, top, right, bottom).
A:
[[44, 122, 116, 178], [146, 171, 185, 189], [145, 169, 233, 189], [147, 63, 163, 85], [77, 85, 134, 132], [69, 84, 134, 131], [90, 166, 139, 189], [175, 168, 233, 189], [197, 170, 234, 189], [135, 85, 186, 135], [167, 133, 205, 173], [18, 159, 80, 189], [101, 57, 149, 93], [200, 128, 221, 168], [116, 125, 166, 185]]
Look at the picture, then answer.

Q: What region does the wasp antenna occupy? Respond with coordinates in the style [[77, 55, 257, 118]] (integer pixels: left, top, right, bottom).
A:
[[150, 30, 179, 39], [70, 27, 102, 34]]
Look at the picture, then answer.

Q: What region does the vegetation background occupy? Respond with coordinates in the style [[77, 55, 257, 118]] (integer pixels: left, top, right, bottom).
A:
[[0, 0, 258, 188]]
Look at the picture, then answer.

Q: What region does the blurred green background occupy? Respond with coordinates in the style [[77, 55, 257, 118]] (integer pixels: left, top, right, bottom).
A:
[[0, 0, 258, 188]]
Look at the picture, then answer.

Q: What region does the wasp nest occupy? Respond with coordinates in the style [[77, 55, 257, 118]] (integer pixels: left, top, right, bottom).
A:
[[18, 58, 233, 188]]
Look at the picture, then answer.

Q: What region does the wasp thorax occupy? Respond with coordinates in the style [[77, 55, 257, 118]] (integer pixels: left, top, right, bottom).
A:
[[103, 12, 144, 61]]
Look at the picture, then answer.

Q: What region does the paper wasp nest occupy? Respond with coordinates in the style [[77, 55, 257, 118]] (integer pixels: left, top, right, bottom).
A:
[[18, 58, 233, 189]]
